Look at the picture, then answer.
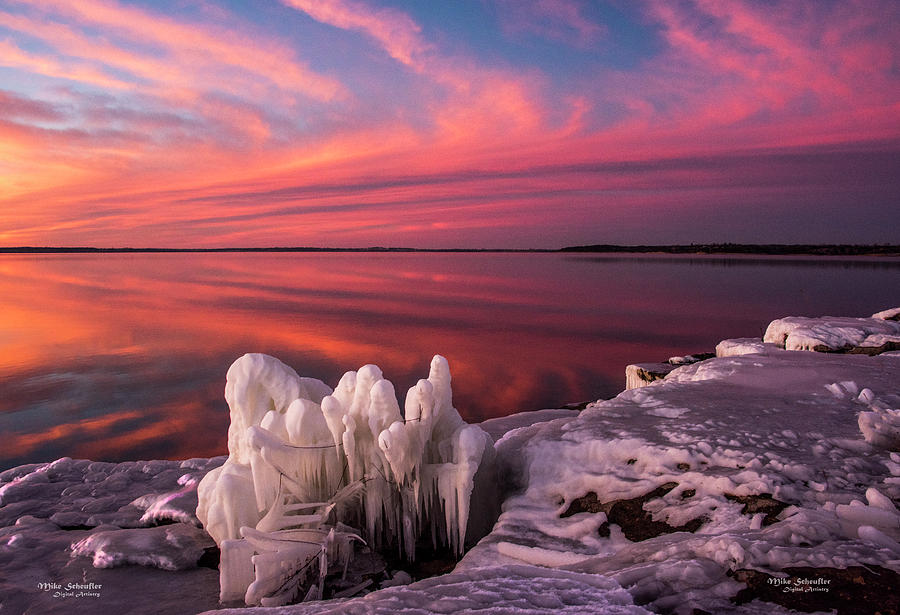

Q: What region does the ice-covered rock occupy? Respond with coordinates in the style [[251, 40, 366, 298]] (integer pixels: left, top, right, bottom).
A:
[[71, 523, 215, 571], [196, 353, 496, 605], [873, 307, 900, 321], [715, 337, 777, 357], [625, 363, 675, 390], [626, 354, 716, 390], [764, 310, 900, 354]]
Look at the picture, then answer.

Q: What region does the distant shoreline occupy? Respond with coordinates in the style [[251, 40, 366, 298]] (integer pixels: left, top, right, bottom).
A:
[[1, 244, 898, 256]]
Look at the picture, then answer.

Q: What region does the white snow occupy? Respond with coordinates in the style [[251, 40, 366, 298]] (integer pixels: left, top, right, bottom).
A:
[[2, 309, 899, 614], [873, 307, 900, 321], [480, 409, 580, 442]]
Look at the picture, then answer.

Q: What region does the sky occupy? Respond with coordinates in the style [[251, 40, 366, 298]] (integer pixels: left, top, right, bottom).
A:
[[0, 0, 898, 249]]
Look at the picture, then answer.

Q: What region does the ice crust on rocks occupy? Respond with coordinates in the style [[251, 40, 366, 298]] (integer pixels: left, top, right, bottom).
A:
[[0, 456, 224, 614], [196, 353, 496, 606], [764, 310, 900, 353]]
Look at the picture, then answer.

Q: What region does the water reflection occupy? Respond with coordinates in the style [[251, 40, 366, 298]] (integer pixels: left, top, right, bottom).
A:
[[0, 252, 897, 469]]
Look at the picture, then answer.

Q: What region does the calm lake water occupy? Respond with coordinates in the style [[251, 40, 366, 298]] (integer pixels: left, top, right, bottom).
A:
[[1, 252, 898, 470]]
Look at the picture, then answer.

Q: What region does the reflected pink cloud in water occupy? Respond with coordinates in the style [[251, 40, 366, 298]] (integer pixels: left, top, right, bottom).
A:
[[0, 252, 897, 468]]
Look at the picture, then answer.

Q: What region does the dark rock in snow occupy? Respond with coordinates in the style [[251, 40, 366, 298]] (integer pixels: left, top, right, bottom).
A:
[[561, 483, 707, 541], [724, 493, 789, 526]]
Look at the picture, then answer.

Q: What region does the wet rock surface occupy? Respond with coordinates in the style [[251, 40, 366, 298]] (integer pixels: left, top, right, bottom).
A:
[[723, 493, 789, 526]]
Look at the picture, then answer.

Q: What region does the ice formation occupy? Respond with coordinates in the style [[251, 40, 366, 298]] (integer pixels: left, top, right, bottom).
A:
[[196, 353, 495, 606], [624, 363, 675, 390]]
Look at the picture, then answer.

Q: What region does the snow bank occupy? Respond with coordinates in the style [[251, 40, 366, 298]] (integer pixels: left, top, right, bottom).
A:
[[715, 337, 777, 357], [873, 307, 900, 321], [479, 408, 580, 442]]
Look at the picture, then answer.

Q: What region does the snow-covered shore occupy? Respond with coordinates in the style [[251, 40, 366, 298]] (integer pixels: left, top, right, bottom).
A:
[[2, 310, 899, 614]]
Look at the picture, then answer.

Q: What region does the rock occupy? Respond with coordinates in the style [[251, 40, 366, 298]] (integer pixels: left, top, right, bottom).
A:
[[625, 363, 676, 390], [561, 483, 706, 541], [724, 493, 788, 526]]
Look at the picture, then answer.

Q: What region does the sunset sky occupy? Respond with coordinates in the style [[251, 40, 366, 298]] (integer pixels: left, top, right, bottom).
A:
[[1, 0, 898, 248]]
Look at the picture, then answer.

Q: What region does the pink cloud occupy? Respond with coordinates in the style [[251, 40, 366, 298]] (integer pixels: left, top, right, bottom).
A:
[[6, 0, 344, 103], [282, 0, 429, 69], [495, 0, 605, 48], [0, 89, 63, 121]]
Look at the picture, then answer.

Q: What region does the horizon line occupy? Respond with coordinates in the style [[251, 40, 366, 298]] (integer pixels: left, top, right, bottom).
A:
[[1, 244, 899, 256]]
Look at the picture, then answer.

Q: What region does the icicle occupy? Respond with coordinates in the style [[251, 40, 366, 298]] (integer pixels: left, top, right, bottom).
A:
[[349, 365, 382, 418], [332, 371, 357, 410], [342, 414, 361, 482], [321, 395, 347, 468], [219, 538, 256, 602]]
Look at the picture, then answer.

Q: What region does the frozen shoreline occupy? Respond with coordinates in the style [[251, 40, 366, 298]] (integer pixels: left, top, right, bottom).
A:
[[2, 310, 899, 614]]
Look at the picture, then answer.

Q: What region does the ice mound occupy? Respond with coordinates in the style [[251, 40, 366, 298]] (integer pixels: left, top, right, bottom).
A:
[[197, 353, 496, 606], [764, 309, 900, 354], [824, 382, 900, 451], [71, 523, 214, 571]]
